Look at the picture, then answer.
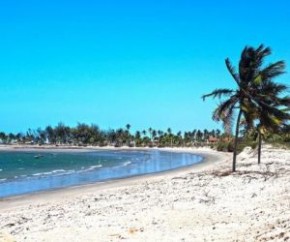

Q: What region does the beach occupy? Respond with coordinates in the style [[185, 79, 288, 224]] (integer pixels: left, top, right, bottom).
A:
[[0, 146, 289, 241]]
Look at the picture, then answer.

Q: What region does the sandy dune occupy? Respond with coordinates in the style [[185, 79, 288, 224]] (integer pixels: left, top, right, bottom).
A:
[[0, 146, 289, 242]]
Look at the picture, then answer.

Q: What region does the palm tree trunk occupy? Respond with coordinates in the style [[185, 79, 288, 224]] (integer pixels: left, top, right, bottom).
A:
[[233, 109, 242, 172], [258, 131, 262, 165]]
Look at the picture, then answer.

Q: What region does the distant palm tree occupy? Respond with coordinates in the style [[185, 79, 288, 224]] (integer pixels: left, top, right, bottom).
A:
[[148, 127, 153, 141], [196, 130, 203, 142], [125, 124, 131, 146], [202, 44, 289, 171], [203, 129, 209, 141], [45, 125, 56, 144], [152, 129, 157, 141], [135, 131, 141, 147], [126, 124, 131, 131], [157, 130, 163, 137], [0, 132, 7, 144], [135, 131, 141, 139], [216, 129, 221, 138], [192, 129, 197, 142], [166, 128, 173, 147]]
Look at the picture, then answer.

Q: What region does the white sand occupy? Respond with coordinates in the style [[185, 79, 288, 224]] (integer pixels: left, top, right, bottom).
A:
[[0, 146, 289, 242]]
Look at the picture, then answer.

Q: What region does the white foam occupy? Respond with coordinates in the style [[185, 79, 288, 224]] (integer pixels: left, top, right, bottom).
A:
[[122, 161, 132, 167], [82, 164, 103, 172], [32, 169, 69, 177]]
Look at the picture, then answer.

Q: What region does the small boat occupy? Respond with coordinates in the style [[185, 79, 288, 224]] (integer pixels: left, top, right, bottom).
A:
[[34, 155, 44, 159]]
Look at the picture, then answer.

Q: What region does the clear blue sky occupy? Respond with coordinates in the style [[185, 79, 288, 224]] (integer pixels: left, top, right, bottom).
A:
[[0, 0, 289, 134]]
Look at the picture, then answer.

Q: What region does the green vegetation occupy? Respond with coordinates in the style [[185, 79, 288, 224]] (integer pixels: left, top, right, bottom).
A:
[[0, 124, 224, 148], [203, 44, 290, 172]]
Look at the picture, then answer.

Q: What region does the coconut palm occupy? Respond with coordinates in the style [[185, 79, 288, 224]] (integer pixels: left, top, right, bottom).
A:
[[202, 44, 289, 172], [245, 83, 290, 164], [240, 47, 290, 164]]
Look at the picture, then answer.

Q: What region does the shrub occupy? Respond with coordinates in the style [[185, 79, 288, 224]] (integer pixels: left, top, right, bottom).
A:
[[216, 140, 234, 152]]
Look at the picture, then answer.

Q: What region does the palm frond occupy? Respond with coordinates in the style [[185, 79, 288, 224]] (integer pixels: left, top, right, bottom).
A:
[[239, 46, 256, 85], [241, 100, 257, 131], [260, 61, 286, 80], [222, 106, 236, 134], [280, 97, 290, 107], [212, 96, 238, 121], [261, 81, 288, 95], [253, 45, 271, 74], [255, 45, 271, 68], [202, 88, 235, 101], [225, 58, 240, 85], [259, 103, 290, 121]]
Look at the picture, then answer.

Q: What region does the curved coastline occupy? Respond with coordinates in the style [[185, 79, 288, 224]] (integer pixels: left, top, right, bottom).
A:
[[2, 147, 288, 241], [0, 147, 229, 208]]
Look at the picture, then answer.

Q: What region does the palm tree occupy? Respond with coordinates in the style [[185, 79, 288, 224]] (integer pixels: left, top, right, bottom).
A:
[[106, 129, 116, 145], [196, 130, 203, 142], [125, 124, 131, 131], [116, 128, 125, 146], [245, 85, 290, 164], [216, 129, 221, 138], [125, 124, 131, 146], [240, 47, 290, 164], [202, 44, 289, 172], [152, 129, 157, 143], [0, 132, 7, 144], [166, 128, 173, 147], [45, 125, 56, 144], [203, 129, 209, 142], [148, 127, 153, 141], [192, 129, 197, 142]]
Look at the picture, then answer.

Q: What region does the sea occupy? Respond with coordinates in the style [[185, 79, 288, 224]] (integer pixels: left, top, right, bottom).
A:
[[0, 149, 203, 198]]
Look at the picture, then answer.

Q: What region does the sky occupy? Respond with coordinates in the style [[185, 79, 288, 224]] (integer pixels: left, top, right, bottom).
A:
[[0, 0, 289, 134]]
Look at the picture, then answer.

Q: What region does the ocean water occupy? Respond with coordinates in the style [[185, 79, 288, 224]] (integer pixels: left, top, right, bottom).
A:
[[0, 150, 203, 198]]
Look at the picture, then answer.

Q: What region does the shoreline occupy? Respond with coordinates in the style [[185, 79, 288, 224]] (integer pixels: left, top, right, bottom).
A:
[[1, 145, 289, 241], [0, 144, 216, 152], [0, 147, 229, 209]]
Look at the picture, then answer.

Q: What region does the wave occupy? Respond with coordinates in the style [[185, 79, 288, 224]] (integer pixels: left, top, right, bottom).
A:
[[10, 165, 103, 180], [111, 160, 133, 169], [0, 169, 2, 172], [111, 161, 131, 169], [122, 161, 132, 167], [31, 165, 104, 177], [81, 164, 103, 172], [32, 169, 75, 177]]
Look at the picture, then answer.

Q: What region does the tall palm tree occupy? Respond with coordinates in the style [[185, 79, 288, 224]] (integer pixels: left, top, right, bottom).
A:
[[240, 47, 290, 164], [202, 44, 288, 172], [245, 86, 290, 164]]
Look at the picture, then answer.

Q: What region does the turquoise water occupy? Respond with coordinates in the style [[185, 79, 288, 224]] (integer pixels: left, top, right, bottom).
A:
[[0, 150, 203, 198]]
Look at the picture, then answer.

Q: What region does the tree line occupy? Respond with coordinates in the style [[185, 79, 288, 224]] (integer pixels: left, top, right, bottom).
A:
[[0, 123, 223, 148]]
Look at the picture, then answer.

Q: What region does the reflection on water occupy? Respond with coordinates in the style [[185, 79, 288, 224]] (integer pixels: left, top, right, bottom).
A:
[[0, 150, 203, 197]]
